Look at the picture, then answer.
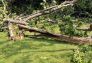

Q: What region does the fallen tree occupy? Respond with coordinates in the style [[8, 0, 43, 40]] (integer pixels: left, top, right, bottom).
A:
[[6, 0, 92, 44], [19, 25, 92, 44], [4, 0, 76, 40]]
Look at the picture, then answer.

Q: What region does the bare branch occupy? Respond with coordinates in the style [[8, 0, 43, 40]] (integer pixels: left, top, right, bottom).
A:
[[5, 19, 28, 25]]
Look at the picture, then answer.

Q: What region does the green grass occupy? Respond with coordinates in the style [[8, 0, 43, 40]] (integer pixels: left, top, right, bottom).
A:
[[0, 32, 79, 63]]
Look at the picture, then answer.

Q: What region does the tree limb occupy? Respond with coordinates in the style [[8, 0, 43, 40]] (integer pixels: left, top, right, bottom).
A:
[[5, 19, 28, 25], [23, 0, 76, 22], [19, 25, 92, 44]]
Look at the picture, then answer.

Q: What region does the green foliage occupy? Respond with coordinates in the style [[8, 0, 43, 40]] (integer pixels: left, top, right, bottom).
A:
[[71, 45, 92, 63], [59, 16, 88, 37], [62, 6, 74, 16], [74, 0, 92, 18], [0, 0, 9, 31], [0, 0, 5, 23], [9, 0, 64, 14], [60, 16, 76, 36], [71, 48, 84, 63]]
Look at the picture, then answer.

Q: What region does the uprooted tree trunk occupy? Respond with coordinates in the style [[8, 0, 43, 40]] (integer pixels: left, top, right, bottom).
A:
[[19, 25, 92, 44], [7, 21, 25, 40], [17, 26, 25, 40], [7, 22, 16, 40], [5, 18, 27, 40]]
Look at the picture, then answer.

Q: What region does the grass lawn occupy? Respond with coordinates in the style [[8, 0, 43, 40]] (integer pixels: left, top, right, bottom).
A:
[[0, 32, 83, 63]]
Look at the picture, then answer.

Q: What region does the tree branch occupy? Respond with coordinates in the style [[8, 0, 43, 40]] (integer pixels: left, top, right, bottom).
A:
[[23, 0, 76, 22], [19, 25, 92, 44], [5, 19, 28, 25]]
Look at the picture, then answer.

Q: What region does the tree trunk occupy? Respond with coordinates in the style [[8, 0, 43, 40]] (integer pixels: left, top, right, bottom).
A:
[[7, 22, 15, 40], [18, 26, 24, 40], [19, 25, 92, 44]]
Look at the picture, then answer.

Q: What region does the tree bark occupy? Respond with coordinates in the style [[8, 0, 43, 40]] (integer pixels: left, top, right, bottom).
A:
[[7, 21, 25, 40], [5, 19, 28, 25], [17, 26, 24, 40], [7, 22, 15, 40], [19, 25, 92, 44]]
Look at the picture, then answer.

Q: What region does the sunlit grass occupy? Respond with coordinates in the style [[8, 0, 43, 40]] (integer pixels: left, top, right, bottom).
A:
[[0, 32, 80, 63]]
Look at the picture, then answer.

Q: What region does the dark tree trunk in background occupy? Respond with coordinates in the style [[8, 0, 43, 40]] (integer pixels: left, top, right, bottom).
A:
[[90, 24, 92, 30]]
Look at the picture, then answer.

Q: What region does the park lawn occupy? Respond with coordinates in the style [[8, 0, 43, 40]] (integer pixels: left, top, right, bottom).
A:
[[0, 32, 79, 63]]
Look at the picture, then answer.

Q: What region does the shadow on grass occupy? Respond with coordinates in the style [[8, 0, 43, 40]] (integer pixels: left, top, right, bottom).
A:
[[0, 35, 77, 60], [0, 40, 10, 45], [0, 41, 33, 58], [26, 35, 78, 45], [14, 55, 32, 63], [18, 49, 74, 53]]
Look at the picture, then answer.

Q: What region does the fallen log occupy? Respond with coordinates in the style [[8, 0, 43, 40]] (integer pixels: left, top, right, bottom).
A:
[[5, 20, 26, 40], [19, 25, 92, 44]]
